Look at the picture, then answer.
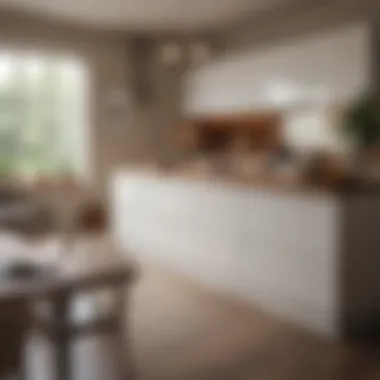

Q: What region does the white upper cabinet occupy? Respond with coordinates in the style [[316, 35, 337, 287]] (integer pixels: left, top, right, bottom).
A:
[[185, 24, 370, 116]]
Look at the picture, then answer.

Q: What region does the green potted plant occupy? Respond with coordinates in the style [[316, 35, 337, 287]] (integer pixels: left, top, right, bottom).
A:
[[342, 92, 380, 154]]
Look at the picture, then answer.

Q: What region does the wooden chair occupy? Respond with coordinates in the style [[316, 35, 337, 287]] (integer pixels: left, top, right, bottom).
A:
[[0, 297, 31, 380]]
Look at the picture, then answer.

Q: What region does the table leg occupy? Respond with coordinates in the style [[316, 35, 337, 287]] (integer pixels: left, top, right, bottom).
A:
[[115, 287, 137, 380], [16, 348, 27, 380], [52, 293, 71, 380]]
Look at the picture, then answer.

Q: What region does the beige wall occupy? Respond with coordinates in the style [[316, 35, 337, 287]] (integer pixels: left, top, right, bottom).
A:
[[0, 9, 185, 199]]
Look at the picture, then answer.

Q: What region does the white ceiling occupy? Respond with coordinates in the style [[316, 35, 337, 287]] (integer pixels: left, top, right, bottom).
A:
[[0, 0, 295, 31]]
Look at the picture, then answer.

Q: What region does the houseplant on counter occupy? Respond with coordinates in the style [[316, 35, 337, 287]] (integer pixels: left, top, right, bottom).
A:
[[342, 92, 380, 184], [341, 92, 380, 177]]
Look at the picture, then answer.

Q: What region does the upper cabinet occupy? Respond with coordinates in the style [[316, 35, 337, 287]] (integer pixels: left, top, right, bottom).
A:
[[185, 24, 370, 116]]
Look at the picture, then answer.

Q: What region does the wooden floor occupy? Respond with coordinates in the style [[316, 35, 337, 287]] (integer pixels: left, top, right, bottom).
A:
[[25, 265, 380, 380]]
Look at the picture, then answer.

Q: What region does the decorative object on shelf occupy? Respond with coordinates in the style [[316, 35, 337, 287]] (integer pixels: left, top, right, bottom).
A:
[[158, 39, 212, 65]]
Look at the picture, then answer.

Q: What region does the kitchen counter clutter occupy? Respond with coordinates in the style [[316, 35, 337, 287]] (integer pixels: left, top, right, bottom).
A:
[[112, 169, 380, 340]]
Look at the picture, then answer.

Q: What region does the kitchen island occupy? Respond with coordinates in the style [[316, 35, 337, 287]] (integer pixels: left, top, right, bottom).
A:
[[112, 169, 380, 339]]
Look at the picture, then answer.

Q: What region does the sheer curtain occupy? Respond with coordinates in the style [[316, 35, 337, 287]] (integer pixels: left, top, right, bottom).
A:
[[0, 52, 90, 181]]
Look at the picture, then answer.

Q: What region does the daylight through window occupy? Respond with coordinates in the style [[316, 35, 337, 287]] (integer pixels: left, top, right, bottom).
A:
[[0, 52, 90, 180]]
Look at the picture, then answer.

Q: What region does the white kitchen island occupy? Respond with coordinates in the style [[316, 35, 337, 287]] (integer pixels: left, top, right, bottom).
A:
[[112, 170, 380, 340]]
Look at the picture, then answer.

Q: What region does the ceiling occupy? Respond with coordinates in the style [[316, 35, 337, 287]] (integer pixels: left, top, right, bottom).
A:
[[0, 0, 299, 32]]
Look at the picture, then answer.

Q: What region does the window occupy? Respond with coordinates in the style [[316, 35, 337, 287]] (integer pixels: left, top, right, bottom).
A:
[[0, 52, 90, 181]]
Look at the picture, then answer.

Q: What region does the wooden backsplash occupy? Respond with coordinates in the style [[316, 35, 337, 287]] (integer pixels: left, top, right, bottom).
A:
[[180, 112, 283, 154]]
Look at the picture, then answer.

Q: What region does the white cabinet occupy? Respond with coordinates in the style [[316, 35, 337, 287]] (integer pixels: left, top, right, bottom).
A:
[[186, 24, 369, 115], [112, 172, 343, 337]]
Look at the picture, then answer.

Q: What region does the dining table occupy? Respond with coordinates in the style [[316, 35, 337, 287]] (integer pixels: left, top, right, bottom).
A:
[[0, 233, 137, 380]]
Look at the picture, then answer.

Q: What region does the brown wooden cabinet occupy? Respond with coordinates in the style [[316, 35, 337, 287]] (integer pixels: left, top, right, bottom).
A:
[[181, 112, 283, 154]]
